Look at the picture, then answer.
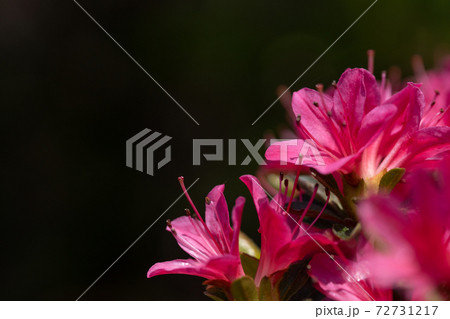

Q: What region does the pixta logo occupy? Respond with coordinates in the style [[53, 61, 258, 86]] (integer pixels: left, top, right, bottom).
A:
[[126, 129, 325, 176], [126, 128, 172, 176]]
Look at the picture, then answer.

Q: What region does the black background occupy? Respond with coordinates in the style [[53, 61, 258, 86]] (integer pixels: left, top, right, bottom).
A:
[[1, 0, 449, 300]]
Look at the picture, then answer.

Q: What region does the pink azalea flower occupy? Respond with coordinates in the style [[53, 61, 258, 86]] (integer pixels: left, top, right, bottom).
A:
[[308, 241, 392, 301], [147, 177, 245, 283], [265, 68, 450, 182], [413, 55, 450, 127], [240, 175, 335, 285], [358, 161, 450, 300]]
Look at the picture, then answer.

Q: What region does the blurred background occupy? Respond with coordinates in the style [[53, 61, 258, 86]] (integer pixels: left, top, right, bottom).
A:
[[1, 0, 449, 300]]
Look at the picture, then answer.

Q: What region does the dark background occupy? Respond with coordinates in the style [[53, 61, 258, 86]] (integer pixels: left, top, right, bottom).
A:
[[1, 0, 449, 300]]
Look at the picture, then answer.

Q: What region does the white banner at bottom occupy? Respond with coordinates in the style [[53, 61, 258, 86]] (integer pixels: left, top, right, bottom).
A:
[[0, 301, 449, 319]]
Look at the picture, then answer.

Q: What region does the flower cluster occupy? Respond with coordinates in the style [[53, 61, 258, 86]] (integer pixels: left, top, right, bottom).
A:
[[147, 53, 450, 301]]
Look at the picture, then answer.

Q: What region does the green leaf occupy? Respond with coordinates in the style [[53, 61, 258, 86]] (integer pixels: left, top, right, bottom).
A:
[[258, 276, 275, 301], [230, 276, 258, 301], [240, 253, 259, 278], [342, 175, 366, 219], [202, 279, 231, 301], [204, 287, 228, 301], [332, 223, 361, 240], [275, 260, 310, 301], [332, 224, 351, 239], [378, 168, 405, 192], [238, 231, 260, 259]]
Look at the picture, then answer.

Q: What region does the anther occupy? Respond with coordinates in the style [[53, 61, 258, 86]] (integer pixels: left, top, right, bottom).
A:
[[205, 197, 211, 205], [286, 169, 302, 215], [313, 101, 319, 107], [296, 114, 301, 124], [278, 172, 284, 195], [166, 219, 176, 234], [283, 179, 289, 198], [185, 208, 191, 217], [331, 81, 337, 88]]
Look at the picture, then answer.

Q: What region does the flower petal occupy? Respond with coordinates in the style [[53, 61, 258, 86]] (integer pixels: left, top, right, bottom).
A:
[[147, 259, 227, 280], [387, 126, 450, 170], [332, 68, 380, 137], [275, 233, 335, 277], [206, 255, 245, 281], [253, 203, 292, 284], [230, 196, 246, 256], [384, 83, 424, 137], [292, 88, 340, 154], [309, 253, 391, 301], [265, 139, 350, 174], [239, 175, 270, 212], [205, 184, 233, 252], [170, 216, 221, 260], [356, 103, 397, 149]]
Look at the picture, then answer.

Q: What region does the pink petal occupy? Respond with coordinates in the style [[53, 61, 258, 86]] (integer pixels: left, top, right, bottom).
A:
[[359, 196, 409, 249], [311, 153, 358, 175], [205, 255, 245, 281], [170, 216, 221, 260], [358, 198, 421, 286], [292, 88, 340, 154], [205, 184, 233, 252], [388, 126, 450, 170], [239, 175, 270, 212], [274, 233, 335, 276], [265, 140, 351, 174], [309, 253, 390, 301], [384, 83, 424, 136], [240, 175, 294, 284], [147, 259, 226, 280], [253, 203, 292, 284], [356, 103, 397, 149], [230, 196, 246, 256], [332, 68, 380, 136]]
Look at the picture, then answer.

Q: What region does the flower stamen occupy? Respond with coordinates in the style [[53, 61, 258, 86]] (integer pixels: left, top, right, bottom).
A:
[[178, 176, 204, 222], [315, 84, 351, 156], [298, 183, 319, 226], [178, 176, 225, 254], [286, 169, 301, 215], [306, 188, 330, 232]]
